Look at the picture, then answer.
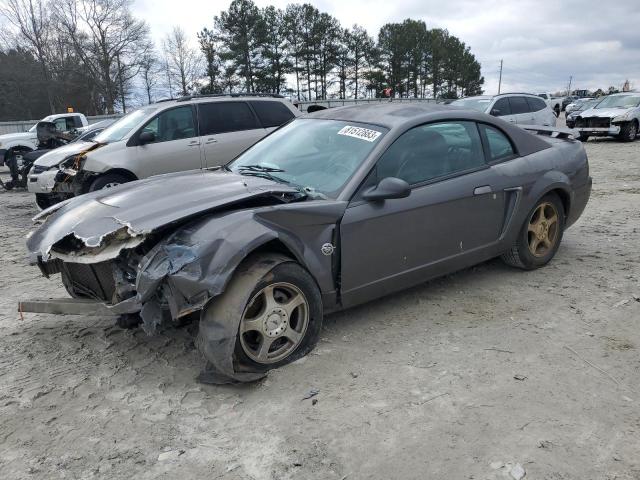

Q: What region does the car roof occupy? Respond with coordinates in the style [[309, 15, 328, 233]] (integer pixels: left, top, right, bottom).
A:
[[155, 95, 291, 107], [307, 102, 553, 157]]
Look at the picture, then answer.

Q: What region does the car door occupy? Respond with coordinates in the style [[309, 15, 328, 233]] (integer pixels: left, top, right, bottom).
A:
[[490, 97, 516, 124], [339, 121, 508, 307], [133, 105, 202, 178], [509, 96, 535, 125], [526, 96, 555, 126], [197, 101, 267, 168]]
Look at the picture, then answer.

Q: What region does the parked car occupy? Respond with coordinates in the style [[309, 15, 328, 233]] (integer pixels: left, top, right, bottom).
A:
[[0, 112, 89, 167], [565, 97, 595, 116], [565, 98, 601, 129], [451, 93, 557, 126], [27, 95, 300, 204], [536, 93, 564, 114], [27, 119, 115, 209], [23, 103, 591, 383], [572, 92, 640, 141], [562, 96, 579, 112]]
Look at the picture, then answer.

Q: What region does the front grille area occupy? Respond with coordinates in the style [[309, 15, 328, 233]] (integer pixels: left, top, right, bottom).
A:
[[61, 261, 116, 302], [575, 117, 611, 129]]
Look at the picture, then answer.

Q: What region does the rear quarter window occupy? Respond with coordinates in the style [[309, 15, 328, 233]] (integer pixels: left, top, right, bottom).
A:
[[249, 101, 295, 128], [480, 124, 516, 162]]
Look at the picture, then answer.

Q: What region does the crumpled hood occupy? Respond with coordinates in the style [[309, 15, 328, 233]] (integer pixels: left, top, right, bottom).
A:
[[33, 141, 94, 168], [27, 169, 303, 262], [579, 107, 634, 119]]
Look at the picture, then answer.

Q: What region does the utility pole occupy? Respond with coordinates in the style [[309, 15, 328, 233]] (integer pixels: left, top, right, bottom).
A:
[[567, 75, 573, 96], [498, 59, 503, 94]]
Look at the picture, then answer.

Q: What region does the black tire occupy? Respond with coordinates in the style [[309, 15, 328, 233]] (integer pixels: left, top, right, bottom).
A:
[[88, 172, 131, 191], [618, 121, 638, 142], [197, 254, 323, 380], [578, 134, 589, 142], [501, 192, 565, 270]]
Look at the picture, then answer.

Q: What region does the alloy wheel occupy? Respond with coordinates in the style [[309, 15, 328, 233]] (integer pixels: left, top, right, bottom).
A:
[[527, 202, 559, 257], [239, 282, 309, 364]]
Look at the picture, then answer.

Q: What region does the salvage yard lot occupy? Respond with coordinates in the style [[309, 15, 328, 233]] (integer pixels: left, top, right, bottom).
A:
[[1, 135, 639, 479]]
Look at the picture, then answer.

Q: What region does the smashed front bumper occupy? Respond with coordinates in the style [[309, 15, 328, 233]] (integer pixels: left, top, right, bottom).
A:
[[27, 169, 57, 193], [576, 125, 621, 136]]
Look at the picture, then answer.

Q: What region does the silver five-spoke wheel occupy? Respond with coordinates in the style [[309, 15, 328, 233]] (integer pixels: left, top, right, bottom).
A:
[[239, 282, 309, 364]]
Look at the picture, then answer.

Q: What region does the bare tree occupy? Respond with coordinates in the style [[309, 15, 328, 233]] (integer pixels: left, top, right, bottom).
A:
[[139, 48, 160, 104], [1, 0, 55, 112], [55, 0, 150, 113], [163, 26, 201, 97]]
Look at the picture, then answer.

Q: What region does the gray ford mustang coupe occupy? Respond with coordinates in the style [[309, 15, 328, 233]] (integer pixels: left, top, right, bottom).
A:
[[23, 103, 592, 383]]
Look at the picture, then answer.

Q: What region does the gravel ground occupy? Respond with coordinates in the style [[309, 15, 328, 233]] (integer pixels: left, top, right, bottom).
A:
[[1, 131, 639, 480]]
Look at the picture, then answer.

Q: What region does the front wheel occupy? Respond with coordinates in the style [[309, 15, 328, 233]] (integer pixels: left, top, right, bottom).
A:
[[578, 133, 589, 142], [618, 121, 637, 142], [501, 193, 565, 270], [197, 254, 323, 382], [88, 172, 131, 191]]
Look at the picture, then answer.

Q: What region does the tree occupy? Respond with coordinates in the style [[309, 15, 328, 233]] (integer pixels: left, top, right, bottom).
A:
[[1, 0, 55, 112], [139, 49, 160, 103], [256, 6, 290, 94], [197, 27, 221, 94], [55, 0, 151, 113], [346, 25, 374, 98], [163, 26, 201, 97], [214, 0, 263, 93]]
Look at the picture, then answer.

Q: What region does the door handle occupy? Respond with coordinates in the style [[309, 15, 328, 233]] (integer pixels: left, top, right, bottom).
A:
[[205, 137, 217, 144], [474, 185, 492, 195], [187, 140, 200, 147]]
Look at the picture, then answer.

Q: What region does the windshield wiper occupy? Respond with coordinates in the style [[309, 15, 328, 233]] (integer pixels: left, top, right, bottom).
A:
[[237, 164, 285, 173], [238, 170, 289, 184]]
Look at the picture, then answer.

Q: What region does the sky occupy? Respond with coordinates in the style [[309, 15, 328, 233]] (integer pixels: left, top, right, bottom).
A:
[[132, 0, 640, 95]]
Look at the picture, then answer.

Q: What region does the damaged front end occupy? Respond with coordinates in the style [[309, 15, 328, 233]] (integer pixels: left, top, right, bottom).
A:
[[24, 170, 309, 331], [50, 142, 104, 196]]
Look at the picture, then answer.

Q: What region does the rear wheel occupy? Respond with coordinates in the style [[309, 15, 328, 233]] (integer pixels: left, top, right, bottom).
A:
[[618, 121, 637, 142], [501, 193, 565, 270], [88, 172, 131, 191], [197, 254, 323, 380], [578, 133, 589, 142]]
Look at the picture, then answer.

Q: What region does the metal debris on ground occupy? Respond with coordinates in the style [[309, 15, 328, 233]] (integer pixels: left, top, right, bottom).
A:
[[510, 463, 526, 479], [302, 389, 319, 400]]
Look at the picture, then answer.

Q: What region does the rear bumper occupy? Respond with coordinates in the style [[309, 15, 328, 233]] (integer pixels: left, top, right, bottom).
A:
[[567, 177, 592, 228]]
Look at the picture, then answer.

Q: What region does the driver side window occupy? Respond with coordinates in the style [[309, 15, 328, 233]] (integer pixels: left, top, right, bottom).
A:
[[142, 106, 196, 143], [377, 121, 486, 186]]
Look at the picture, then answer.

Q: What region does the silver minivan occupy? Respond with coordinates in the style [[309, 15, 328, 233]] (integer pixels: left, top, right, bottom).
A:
[[28, 95, 300, 206], [451, 93, 557, 127]]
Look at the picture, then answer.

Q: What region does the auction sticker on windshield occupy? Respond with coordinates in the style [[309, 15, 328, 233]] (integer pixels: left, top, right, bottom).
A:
[[337, 125, 382, 142]]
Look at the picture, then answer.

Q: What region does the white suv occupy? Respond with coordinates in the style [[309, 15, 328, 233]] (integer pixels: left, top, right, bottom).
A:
[[452, 93, 557, 127], [28, 95, 300, 206]]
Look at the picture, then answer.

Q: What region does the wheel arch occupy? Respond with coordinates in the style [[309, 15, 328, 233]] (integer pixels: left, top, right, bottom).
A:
[[82, 168, 138, 192]]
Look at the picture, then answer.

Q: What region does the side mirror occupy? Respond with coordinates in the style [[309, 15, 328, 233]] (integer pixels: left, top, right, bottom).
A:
[[138, 131, 155, 145], [490, 108, 501, 116], [362, 177, 411, 201]]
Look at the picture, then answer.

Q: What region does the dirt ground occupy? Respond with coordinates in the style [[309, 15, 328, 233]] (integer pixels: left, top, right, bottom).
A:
[[1, 128, 639, 479]]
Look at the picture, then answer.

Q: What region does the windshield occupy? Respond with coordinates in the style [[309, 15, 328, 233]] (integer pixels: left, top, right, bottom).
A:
[[595, 95, 640, 109], [228, 118, 387, 198], [578, 99, 599, 110], [451, 98, 492, 112], [94, 107, 157, 143], [28, 114, 56, 132]]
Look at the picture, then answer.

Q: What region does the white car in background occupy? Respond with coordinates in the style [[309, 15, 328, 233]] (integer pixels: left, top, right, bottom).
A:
[[536, 93, 564, 115], [451, 93, 557, 127], [573, 92, 640, 142]]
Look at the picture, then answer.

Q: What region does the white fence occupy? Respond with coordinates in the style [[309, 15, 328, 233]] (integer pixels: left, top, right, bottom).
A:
[[0, 98, 437, 135]]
